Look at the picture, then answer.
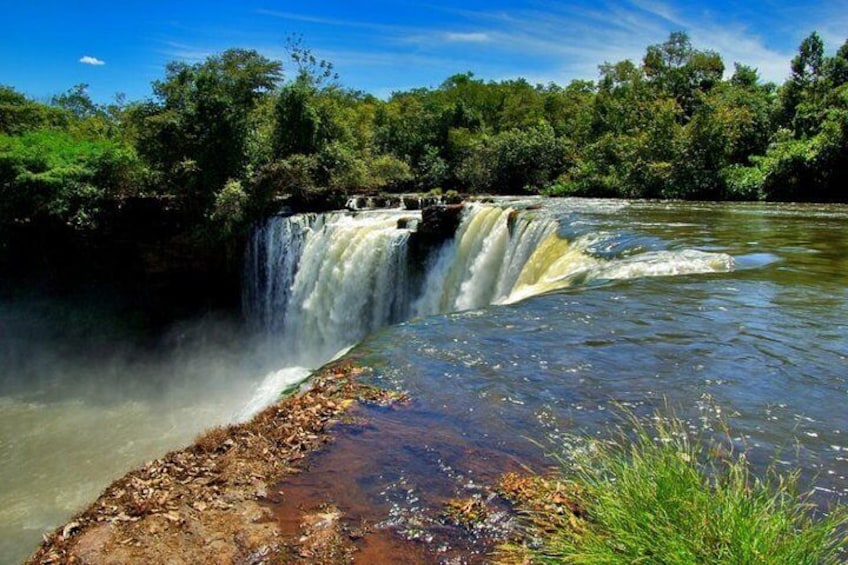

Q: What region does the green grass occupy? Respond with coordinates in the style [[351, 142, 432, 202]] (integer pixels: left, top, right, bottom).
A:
[[529, 413, 847, 564]]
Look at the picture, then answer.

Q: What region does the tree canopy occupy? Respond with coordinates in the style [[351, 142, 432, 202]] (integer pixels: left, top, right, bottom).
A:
[[2, 31, 848, 244]]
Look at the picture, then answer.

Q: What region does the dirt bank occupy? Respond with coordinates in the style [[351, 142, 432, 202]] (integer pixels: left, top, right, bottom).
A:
[[27, 363, 414, 564]]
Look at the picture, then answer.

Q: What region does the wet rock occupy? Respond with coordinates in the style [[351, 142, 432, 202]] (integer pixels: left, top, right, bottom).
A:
[[397, 217, 418, 230], [507, 209, 520, 237], [418, 204, 464, 242]]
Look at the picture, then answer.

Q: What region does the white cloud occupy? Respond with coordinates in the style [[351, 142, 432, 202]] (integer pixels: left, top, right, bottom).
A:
[[440, 1, 794, 83], [444, 32, 490, 43], [79, 55, 105, 66]]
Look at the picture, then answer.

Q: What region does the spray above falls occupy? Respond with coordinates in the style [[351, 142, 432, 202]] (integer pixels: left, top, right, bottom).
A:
[[244, 201, 735, 369]]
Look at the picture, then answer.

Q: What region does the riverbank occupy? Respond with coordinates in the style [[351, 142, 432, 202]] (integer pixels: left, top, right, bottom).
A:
[[27, 363, 415, 564]]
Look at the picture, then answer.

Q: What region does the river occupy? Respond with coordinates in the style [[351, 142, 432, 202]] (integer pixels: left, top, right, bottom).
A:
[[2, 198, 847, 562]]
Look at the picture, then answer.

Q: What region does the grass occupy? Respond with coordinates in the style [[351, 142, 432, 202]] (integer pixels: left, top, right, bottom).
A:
[[507, 412, 848, 564]]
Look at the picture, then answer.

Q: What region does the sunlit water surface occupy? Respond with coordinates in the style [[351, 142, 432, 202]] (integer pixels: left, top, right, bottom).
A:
[[350, 201, 848, 501]]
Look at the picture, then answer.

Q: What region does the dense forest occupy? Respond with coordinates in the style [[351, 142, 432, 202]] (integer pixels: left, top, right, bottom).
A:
[[2, 31, 847, 267]]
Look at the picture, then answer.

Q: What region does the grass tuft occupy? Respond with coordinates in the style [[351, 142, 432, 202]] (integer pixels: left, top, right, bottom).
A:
[[513, 412, 847, 564]]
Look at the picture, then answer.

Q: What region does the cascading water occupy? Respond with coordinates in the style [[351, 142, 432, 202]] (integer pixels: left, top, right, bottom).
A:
[[243, 213, 316, 334], [412, 204, 559, 314], [244, 210, 420, 367], [240, 201, 735, 415]]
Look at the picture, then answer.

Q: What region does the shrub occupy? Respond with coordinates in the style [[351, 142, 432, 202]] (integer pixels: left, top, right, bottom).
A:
[[209, 178, 248, 236], [0, 130, 143, 229]]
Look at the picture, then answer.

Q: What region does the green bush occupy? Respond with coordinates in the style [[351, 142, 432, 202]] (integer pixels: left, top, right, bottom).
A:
[[722, 164, 766, 201], [209, 178, 248, 236], [368, 154, 413, 192]]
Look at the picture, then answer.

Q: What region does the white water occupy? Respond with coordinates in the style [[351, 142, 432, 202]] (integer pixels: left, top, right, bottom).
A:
[[247, 211, 417, 367], [244, 202, 735, 410], [413, 204, 560, 313], [235, 366, 311, 421]]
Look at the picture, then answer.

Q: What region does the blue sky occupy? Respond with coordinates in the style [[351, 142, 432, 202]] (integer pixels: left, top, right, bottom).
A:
[[2, 0, 847, 104]]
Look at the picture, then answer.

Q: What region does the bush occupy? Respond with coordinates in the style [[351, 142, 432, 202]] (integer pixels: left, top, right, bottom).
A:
[[457, 124, 567, 194], [209, 178, 248, 236], [518, 413, 848, 564], [722, 164, 766, 201], [368, 154, 413, 192]]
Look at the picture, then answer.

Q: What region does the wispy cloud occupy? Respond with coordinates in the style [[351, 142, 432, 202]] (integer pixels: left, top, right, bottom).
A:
[[805, 3, 848, 52], [157, 40, 214, 63], [227, 2, 836, 89], [444, 32, 490, 43], [79, 55, 105, 66], [623, 0, 793, 82], [256, 9, 396, 33], [430, 1, 794, 83]]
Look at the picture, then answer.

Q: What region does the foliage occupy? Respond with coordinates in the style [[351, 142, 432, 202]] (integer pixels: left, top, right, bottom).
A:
[[367, 154, 413, 192], [0, 85, 69, 134], [135, 48, 282, 213], [0, 130, 143, 229], [273, 82, 323, 158], [209, 178, 248, 236], [520, 412, 848, 564], [458, 123, 567, 193], [643, 31, 725, 120], [4, 30, 848, 253]]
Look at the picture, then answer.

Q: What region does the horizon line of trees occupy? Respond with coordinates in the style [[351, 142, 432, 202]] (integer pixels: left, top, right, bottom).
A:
[[2, 31, 848, 242]]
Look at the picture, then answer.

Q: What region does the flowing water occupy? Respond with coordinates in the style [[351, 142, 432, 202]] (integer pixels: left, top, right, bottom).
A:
[[2, 198, 847, 562]]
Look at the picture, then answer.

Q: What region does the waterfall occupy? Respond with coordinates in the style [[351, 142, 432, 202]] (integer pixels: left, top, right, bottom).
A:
[[245, 210, 417, 367], [243, 214, 319, 334], [411, 204, 559, 314], [241, 201, 735, 414]]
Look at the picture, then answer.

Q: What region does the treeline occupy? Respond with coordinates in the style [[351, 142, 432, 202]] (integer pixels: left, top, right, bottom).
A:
[[2, 31, 848, 242]]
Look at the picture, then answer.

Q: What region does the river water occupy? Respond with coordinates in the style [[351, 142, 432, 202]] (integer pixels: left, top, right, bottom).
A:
[[2, 199, 847, 562]]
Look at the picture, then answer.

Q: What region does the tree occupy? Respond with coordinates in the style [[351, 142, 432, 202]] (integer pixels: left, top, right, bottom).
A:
[[273, 82, 322, 158], [643, 31, 724, 120], [136, 49, 282, 214], [0, 130, 143, 230], [0, 85, 68, 134], [730, 63, 760, 89], [51, 84, 100, 120], [779, 32, 827, 135], [542, 80, 595, 144], [458, 123, 566, 193], [826, 39, 848, 88], [593, 60, 652, 136]]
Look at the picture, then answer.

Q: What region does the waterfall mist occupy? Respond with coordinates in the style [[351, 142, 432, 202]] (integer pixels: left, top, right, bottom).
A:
[[0, 293, 299, 563]]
